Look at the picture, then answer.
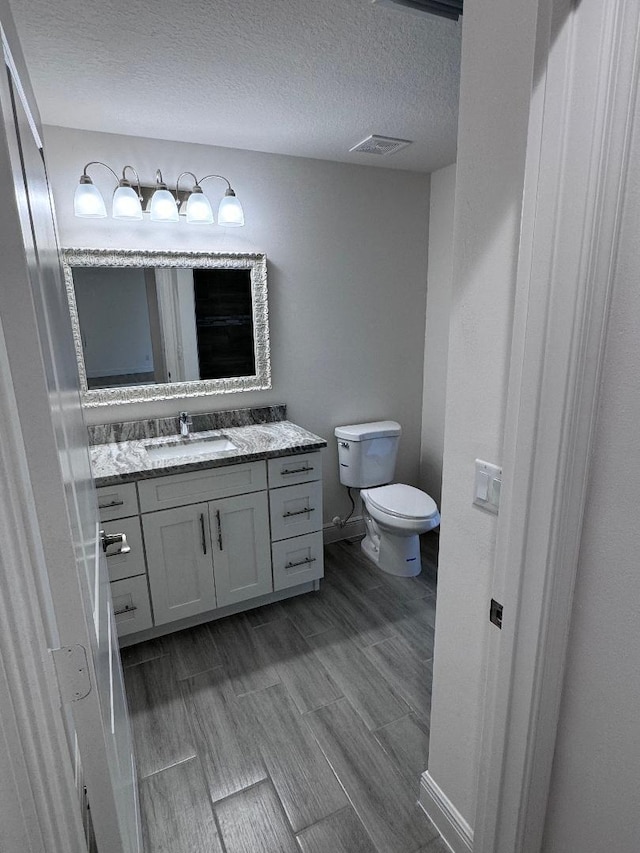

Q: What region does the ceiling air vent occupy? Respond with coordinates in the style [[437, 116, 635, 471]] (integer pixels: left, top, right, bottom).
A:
[[373, 0, 463, 21], [349, 135, 412, 156]]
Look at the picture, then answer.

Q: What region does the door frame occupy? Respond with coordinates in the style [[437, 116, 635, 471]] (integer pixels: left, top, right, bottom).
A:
[[474, 1, 640, 851]]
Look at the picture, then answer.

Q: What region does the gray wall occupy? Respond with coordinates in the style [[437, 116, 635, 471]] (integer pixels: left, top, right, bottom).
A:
[[426, 0, 540, 826], [420, 162, 455, 504], [73, 267, 153, 378], [45, 126, 431, 525], [541, 77, 640, 853]]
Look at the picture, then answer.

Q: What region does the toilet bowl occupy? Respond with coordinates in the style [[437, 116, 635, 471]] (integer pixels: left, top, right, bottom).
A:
[[360, 483, 440, 577]]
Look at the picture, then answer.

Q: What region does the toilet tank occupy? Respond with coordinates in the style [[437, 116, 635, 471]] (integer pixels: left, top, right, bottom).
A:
[[334, 421, 401, 488]]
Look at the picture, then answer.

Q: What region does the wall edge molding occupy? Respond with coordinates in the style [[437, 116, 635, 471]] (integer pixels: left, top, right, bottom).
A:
[[419, 771, 474, 853]]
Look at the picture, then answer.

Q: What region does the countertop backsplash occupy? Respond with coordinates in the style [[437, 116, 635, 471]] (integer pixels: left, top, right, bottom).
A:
[[88, 404, 287, 446]]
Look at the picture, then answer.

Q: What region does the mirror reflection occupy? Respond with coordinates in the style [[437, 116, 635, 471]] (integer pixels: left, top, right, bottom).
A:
[[72, 266, 256, 390]]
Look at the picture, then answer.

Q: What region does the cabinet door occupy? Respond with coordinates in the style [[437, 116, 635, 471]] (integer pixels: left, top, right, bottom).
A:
[[210, 492, 273, 607], [142, 504, 216, 625]]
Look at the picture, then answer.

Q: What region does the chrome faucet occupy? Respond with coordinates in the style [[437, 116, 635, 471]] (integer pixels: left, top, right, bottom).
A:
[[178, 411, 192, 437]]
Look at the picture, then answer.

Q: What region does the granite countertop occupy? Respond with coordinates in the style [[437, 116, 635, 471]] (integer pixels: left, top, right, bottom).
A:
[[90, 420, 327, 487]]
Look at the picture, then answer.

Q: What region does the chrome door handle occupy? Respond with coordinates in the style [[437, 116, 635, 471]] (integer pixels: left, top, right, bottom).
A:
[[216, 510, 223, 551], [285, 556, 317, 569], [98, 498, 124, 509], [100, 530, 130, 555], [113, 604, 138, 616], [282, 507, 315, 518]]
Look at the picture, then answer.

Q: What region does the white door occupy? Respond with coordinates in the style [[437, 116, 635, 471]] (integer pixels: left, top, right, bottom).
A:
[[143, 503, 218, 624], [0, 20, 141, 853], [211, 491, 273, 607]]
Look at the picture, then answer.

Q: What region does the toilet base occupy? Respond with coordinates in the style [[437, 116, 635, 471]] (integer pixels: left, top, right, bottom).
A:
[[361, 528, 422, 577]]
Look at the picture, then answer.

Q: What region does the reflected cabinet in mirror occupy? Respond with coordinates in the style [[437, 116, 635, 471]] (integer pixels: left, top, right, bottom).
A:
[[63, 249, 271, 408]]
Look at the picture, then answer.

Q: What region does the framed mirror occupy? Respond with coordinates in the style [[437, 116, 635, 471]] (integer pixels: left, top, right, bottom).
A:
[[62, 248, 271, 408]]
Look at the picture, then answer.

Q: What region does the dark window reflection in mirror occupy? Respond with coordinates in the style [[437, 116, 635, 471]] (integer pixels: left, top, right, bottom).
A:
[[193, 269, 255, 379], [71, 265, 256, 390]]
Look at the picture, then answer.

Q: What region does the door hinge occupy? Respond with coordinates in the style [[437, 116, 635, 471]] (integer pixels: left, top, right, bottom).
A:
[[490, 599, 503, 629], [51, 644, 92, 702]]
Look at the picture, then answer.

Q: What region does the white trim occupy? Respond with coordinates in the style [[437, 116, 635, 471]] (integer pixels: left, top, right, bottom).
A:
[[419, 771, 473, 853], [0, 24, 42, 149], [322, 515, 365, 544], [474, 1, 640, 852]]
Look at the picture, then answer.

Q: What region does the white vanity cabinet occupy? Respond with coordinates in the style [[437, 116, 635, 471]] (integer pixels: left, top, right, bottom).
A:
[[98, 448, 324, 643]]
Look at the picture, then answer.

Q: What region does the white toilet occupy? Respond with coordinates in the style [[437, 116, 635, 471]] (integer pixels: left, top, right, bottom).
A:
[[334, 421, 440, 577]]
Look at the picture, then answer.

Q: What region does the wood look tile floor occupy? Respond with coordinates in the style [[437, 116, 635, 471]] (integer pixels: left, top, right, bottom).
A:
[[123, 534, 440, 853]]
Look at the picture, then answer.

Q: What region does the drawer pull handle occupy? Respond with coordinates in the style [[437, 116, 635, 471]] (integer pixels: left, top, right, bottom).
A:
[[283, 507, 315, 518], [113, 604, 138, 616], [99, 499, 124, 509], [285, 556, 317, 569], [200, 513, 207, 555], [100, 530, 130, 555], [281, 466, 314, 475], [216, 510, 224, 551]]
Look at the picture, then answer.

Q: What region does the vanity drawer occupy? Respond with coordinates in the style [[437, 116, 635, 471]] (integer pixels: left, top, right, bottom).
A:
[[137, 461, 267, 512], [268, 452, 322, 488], [272, 531, 324, 590], [97, 482, 139, 521], [111, 575, 153, 638], [102, 517, 146, 583], [269, 480, 323, 542]]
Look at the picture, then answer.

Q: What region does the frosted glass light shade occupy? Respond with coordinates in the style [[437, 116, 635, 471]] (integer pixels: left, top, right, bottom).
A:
[[112, 185, 143, 220], [150, 188, 179, 222], [186, 190, 214, 224], [74, 181, 107, 218], [218, 193, 245, 227]]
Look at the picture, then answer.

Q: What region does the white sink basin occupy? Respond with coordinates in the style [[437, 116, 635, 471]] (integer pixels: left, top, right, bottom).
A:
[[145, 436, 237, 462]]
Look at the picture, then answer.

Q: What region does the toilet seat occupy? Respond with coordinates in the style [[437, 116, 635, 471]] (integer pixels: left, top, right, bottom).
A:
[[363, 483, 438, 521]]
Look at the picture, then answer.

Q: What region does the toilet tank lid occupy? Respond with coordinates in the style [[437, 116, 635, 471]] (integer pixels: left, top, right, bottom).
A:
[[334, 421, 402, 441]]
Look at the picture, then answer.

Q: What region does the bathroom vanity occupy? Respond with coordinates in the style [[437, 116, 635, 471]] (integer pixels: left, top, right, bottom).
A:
[[91, 411, 326, 645]]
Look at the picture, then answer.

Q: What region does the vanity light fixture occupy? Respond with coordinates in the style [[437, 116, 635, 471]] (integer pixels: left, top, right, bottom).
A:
[[74, 162, 245, 226], [149, 170, 179, 222], [175, 171, 245, 227], [74, 162, 143, 220]]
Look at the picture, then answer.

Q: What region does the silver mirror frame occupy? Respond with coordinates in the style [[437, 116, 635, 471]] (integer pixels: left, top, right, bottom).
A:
[[62, 248, 271, 408]]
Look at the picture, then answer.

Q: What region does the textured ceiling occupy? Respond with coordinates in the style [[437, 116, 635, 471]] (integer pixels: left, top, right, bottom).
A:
[[11, 0, 461, 172]]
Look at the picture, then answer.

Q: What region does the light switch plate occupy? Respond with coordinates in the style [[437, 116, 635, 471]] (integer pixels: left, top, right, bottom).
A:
[[474, 459, 502, 514]]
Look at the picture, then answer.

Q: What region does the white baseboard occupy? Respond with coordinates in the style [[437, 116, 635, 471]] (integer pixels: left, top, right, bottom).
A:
[[322, 516, 365, 544], [419, 771, 473, 853]]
